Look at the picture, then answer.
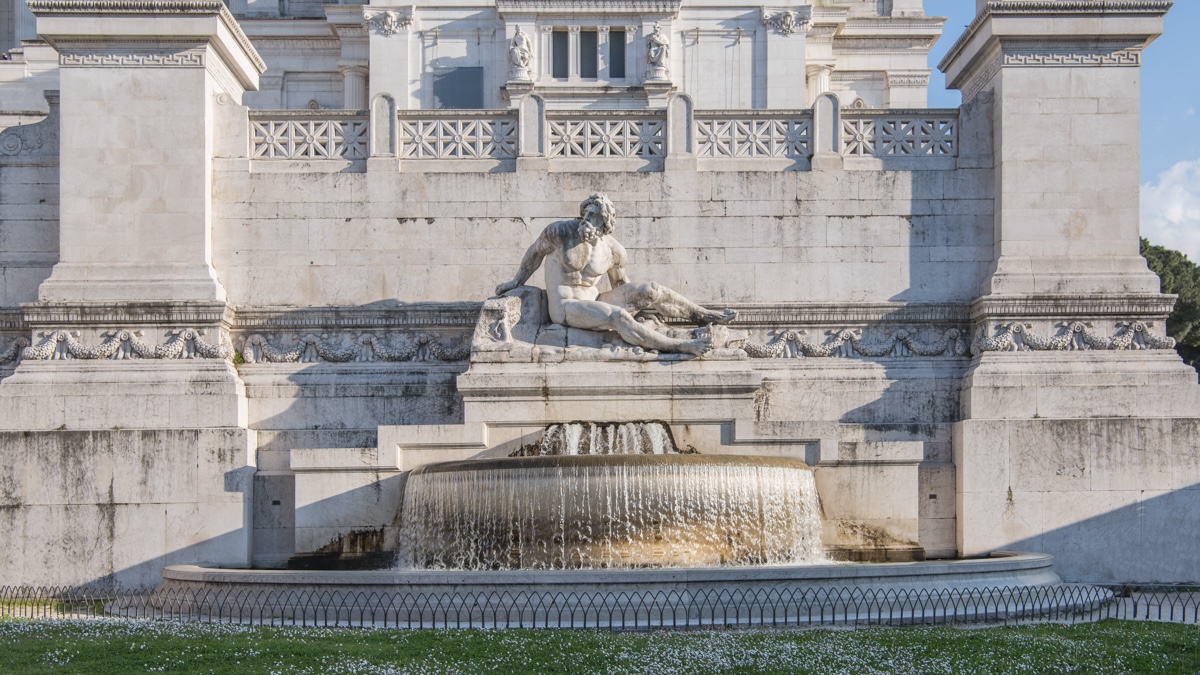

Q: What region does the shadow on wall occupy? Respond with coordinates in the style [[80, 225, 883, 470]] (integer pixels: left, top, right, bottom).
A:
[[999, 483, 1200, 585], [0, 428, 256, 590]]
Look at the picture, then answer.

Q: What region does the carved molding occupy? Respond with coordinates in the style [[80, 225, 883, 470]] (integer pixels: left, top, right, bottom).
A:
[[495, 0, 680, 14], [28, 0, 266, 72], [886, 71, 930, 88], [969, 294, 1177, 321], [974, 321, 1175, 353], [239, 333, 469, 363], [960, 48, 1002, 103], [27, 0, 225, 13], [743, 327, 969, 359], [22, 329, 232, 361], [940, 0, 1169, 74]]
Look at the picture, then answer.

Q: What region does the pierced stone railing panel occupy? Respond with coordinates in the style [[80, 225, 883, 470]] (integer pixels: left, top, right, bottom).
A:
[[841, 111, 958, 158], [249, 112, 369, 160], [694, 113, 813, 159], [547, 113, 665, 159], [397, 112, 518, 159]]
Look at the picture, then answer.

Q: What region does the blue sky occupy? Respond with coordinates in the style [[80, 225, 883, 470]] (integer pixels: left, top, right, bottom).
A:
[[924, 1, 1200, 260]]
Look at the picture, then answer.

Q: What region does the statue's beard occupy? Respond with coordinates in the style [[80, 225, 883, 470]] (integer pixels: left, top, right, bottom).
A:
[[579, 222, 602, 244]]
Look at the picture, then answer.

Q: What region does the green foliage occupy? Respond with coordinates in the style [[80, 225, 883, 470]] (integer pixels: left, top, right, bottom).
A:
[[0, 619, 1198, 674], [1142, 238, 1200, 368]]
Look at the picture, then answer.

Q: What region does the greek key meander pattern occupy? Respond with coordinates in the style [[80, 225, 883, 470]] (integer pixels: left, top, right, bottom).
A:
[[239, 333, 470, 363], [548, 118, 665, 158], [841, 116, 958, 157], [251, 120, 368, 160], [974, 321, 1175, 353], [695, 117, 812, 159], [398, 117, 517, 159], [21, 330, 231, 361], [59, 49, 205, 68], [1003, 50, 1140, 67]]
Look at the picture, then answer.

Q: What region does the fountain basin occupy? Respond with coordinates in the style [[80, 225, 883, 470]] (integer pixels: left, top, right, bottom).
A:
[[397, 454, 825, 570], [153, 554, 1079, 628]]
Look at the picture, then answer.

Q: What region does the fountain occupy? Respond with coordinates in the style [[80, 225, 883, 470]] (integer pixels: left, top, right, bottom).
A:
[[397, 422, 826, 570], [155, 195, 1073, 626]]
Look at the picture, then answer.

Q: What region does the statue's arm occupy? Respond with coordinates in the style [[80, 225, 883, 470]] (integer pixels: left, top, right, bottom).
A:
[[495, 228, 556, 296], [607, 238, 630, 289]]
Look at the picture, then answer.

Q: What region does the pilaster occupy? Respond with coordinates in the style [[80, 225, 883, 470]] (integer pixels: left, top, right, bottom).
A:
[[760, 6, 809, 110], [365, 5, 413, 109]]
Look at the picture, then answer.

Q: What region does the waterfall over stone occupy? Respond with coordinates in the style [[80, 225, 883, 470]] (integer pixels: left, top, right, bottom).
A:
[[397, 422, 825, 571]]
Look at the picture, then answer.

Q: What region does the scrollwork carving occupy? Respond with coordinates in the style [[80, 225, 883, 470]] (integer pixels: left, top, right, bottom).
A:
[[21, 329, 232, 361], [0, 336, 30, 364]]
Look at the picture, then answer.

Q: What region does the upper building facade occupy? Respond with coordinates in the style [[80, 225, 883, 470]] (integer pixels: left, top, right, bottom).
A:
[[1, 0, 943, 113]]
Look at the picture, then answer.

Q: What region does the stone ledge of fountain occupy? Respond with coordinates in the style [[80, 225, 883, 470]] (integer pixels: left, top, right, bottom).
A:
[[160, 552, 1062, 596]]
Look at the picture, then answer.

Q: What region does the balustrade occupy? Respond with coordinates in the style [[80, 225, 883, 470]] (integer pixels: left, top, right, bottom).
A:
[[245, 105, 960, 168]]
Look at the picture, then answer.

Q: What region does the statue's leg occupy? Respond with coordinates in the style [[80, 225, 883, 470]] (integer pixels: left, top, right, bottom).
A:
[[599, 282, 737, 324], [562, 299, 712, 356]]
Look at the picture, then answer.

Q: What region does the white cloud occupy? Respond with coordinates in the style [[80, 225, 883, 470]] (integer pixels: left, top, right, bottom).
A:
[[1141, 159, 1200, 263]]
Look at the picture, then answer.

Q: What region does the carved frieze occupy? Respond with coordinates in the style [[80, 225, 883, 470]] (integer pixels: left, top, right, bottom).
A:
[[22, 329, 231, 361], [58, 46, 207, 68], [742, 327, 969, 359], [238, 333, 470, 363], [974, 321, 1176, 353]]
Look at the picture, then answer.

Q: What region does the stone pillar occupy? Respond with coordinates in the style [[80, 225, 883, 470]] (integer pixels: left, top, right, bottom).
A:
[[806, 62, 832, 106], [940, 1, 1165, 297], [32, 0, 264, 304], [760, 7, 809, 109], [942, 2, 1200, 584], [327, 5, 369, 110], [365, 6, 413, 109], [339, 63, 369, 110]]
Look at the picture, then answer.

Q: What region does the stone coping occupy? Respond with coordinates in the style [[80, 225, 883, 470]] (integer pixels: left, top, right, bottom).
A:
[[409, 453, 812, 475], [162, 551, 1058, 587]]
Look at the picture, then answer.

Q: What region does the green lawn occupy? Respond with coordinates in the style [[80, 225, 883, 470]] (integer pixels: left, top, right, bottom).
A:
[[0, 619, 1196, 674]]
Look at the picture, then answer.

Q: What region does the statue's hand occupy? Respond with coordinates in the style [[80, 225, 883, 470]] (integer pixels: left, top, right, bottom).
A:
[[494, 280, 520, 297]]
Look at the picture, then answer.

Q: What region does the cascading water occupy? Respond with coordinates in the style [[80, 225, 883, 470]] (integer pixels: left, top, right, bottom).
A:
[[512, 421, 690, 456], [396, 422, 826, 570]]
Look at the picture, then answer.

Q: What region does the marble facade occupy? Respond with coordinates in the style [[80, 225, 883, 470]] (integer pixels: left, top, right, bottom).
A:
[[0, 0, 1196, 587]]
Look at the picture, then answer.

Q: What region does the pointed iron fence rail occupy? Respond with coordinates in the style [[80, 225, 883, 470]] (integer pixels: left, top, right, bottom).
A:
[[2, 584, 1197, 629]]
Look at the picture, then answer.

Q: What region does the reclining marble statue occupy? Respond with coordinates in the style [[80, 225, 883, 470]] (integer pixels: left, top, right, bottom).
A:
[[491, 193, 738, 356]]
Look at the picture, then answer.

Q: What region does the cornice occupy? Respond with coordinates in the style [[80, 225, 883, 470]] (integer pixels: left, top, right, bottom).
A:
[[28, 0, 267, 73], [940, 0, 1171, 73], [496, 0, 680, 14], [969, 294, 1177, 321], [21, 301, 235, 327]]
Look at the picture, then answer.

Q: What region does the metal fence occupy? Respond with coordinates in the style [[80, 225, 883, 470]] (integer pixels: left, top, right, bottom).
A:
[[2, 584, 1197, 630]]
